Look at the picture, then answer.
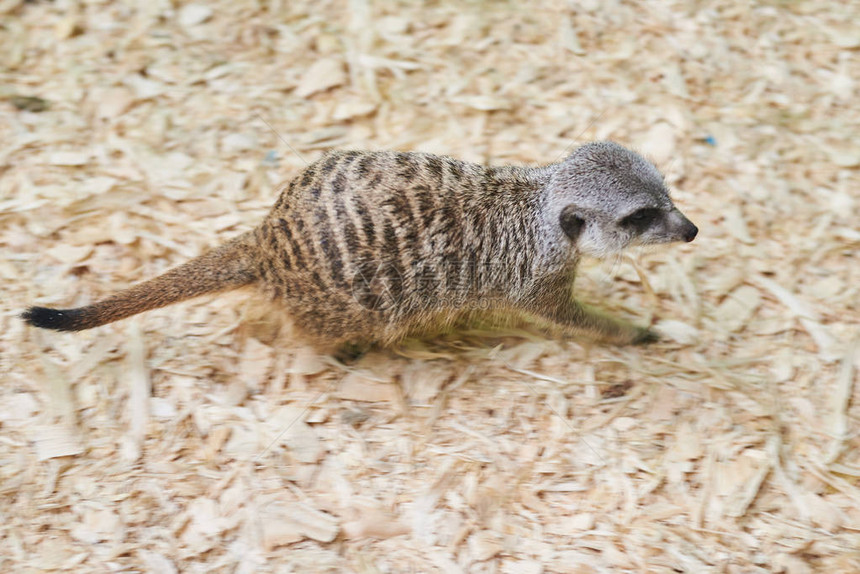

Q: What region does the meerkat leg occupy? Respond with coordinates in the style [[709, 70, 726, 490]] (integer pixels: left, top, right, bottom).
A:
[[526, 296, 657, 346], [565, 301, 657, 345], [332, 340, 375, 364]]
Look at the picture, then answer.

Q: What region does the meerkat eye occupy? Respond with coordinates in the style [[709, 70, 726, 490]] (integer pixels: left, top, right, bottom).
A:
[[621, 208, 660, 230]]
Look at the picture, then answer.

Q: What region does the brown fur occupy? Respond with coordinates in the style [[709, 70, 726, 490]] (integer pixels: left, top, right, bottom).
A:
[[23, 143, 698, 350], [22, 232, 258, 331]]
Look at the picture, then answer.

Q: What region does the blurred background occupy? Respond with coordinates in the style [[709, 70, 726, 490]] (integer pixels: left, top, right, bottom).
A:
[[3, 0, 859, 571]]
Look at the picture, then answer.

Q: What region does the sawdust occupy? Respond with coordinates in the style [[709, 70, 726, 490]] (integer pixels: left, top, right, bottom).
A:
[[3, 0, 860, 572]]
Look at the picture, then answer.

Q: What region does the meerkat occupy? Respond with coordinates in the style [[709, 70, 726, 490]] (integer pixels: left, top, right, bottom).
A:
[[23, 141, 697, 352]]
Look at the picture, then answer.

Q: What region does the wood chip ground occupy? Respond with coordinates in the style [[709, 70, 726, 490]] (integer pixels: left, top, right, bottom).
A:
[[2, 0, 859, 572]]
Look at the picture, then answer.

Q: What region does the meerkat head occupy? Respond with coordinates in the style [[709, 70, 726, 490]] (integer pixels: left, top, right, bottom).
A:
[[546, 141, 697, 259]]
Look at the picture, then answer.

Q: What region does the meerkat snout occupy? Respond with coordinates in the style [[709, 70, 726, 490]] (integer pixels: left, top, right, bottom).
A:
[[681, 219, 698, 242], [623, 206, 699, 247], [649, 207, 698, 244]]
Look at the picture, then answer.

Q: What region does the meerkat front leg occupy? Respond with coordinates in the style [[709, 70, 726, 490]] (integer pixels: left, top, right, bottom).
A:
[[557, 300, 657, 345], [524, 287, 657, 346]]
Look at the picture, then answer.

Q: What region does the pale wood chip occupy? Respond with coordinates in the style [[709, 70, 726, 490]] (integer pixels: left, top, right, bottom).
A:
[[122, 322, 150, 463], [137, 551, 178, 574], [178, 4, 212, 28], [342, 507, 409, 540], [337, 371, 399, 403], [48, 151, 90, 166], [294, 58, 346, 98], [468, 530, 504, 562], [32, 424, 84, 460], [655, 319, 699, 344], [713, 285, 761, 333], [260, 502, 339, 549], [826, 337, 859, 464]]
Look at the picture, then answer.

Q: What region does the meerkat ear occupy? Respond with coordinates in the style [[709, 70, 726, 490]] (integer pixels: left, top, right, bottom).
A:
[[559, 205, 586, 241]]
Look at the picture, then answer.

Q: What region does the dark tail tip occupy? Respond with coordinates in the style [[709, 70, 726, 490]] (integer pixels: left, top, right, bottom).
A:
[[22, 306, 88, 331]]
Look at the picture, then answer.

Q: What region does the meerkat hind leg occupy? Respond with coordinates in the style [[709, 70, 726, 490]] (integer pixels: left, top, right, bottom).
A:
[[332, 340, 376, 365]]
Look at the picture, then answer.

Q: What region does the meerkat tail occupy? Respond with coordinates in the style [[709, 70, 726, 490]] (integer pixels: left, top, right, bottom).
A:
[[22, 231, 259, 331]]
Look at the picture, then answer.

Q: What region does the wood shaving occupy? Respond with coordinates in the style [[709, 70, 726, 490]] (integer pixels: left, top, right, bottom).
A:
[[4, 0, 860, 571]]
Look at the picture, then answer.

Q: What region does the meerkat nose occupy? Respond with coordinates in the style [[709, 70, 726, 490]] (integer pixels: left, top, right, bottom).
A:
[[683, 222, 699, 242]]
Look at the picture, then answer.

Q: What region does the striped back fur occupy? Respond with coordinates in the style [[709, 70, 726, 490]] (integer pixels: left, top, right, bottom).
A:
[[255, 151, 547, 345]]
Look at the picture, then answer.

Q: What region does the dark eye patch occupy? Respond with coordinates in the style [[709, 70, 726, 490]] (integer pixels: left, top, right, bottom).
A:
[[621, 208, 661, 230]]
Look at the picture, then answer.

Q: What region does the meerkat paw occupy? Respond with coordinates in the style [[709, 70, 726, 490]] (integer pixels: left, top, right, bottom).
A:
[[332, 341, 373, 364], [602, 326, 658, 346], [631, 327, 660, 345]]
